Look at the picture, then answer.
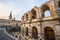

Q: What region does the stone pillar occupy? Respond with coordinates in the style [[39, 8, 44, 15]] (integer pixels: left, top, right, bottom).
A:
[[24, 14, 27, 21], [28, 11, 32, 21], [36, 8, 40, 19], [39, 8, 43, 18], [56, 25, 60, 40], [51, 0, 60, 17]]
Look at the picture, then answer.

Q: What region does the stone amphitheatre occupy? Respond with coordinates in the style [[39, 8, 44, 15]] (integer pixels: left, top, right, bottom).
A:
[[21, 0, 60, 40]]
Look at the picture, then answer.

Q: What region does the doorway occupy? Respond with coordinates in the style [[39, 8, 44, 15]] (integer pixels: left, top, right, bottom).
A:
[[44, 27, 55, 40]]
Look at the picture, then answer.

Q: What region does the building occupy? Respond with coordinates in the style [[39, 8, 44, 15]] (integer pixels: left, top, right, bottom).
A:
[[0, 11, 21, 28], [0, 11, 21, 39], [21, 0, 60, 40]]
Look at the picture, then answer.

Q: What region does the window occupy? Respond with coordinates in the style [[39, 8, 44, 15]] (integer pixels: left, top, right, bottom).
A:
[[26, 14, 28, 20], [41, 5, 51, 17], [31, 9, 36, 19], [44, 10, 50, 17]]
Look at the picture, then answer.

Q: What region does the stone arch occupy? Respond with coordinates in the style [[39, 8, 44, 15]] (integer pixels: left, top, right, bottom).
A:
[[22, 16, 24, 21], [25, 27, 29, 36], [26, 13, 28, 21], [32, 26, 38, 39], [58, 1, 60, 9], [15, 35, 18, 38], [31, 9, 37, 19], [41, 3, 53, 17], [44, 27, 55, 40]]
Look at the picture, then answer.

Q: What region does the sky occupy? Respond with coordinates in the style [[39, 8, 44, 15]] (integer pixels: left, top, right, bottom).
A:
[[0, 0, 50, 20]]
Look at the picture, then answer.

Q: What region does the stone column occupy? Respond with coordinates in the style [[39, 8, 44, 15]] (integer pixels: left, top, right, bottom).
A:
[[28, 11, 32, 21], [39, 8, 43, 18], [51, 0, 59, 17], [36, 8, 40, 19]]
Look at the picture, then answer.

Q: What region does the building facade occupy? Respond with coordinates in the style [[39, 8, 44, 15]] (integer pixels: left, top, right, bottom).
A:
[[0, 11, 21, 39], [0, 11, 21, 28], [21, 0, 60, 40]]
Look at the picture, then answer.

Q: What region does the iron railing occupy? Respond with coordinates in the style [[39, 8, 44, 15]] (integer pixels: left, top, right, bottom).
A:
[[19, 32, 60, 40], [19, 32, 46, 40]]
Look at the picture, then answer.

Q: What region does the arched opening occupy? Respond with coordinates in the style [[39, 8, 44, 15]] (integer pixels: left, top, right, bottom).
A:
[[22, 16, 24, 21], [44, 10, 50, 17], [44, 27, 55, 40], [31, 9, 36, 19], [41, 5, 51, 17], [32, 27, 38, 39], [26, 14, 28, 21], [25, 27, 29, 36], [58, 1, 60, 10], [15, 35, 18, 38], [58, 1, 60, 7]]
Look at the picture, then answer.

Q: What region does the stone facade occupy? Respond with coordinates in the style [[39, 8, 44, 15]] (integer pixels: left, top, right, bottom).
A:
[[21, 0, 60, 40]]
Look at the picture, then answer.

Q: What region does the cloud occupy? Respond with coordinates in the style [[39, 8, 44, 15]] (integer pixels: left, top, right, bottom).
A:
[[0, 1, 23, 20], [0, 0, 49, 20], [0, 0, 37, 20]]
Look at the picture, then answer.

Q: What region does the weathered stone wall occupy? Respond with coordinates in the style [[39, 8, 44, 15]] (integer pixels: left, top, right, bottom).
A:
[[21, 0, 60, 40]]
